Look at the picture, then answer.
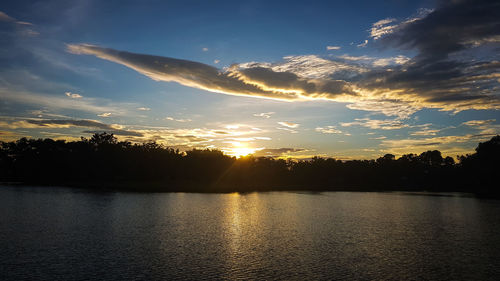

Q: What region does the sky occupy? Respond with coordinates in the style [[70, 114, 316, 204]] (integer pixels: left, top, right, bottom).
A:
[[1, 0, 499, 159]]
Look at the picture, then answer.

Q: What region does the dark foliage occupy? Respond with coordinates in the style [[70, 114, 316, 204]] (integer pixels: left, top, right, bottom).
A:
[[0, 133, 498, 195]]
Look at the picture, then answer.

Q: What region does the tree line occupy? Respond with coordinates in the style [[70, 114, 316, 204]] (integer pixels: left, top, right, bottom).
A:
[[0, 133, 498, 195]]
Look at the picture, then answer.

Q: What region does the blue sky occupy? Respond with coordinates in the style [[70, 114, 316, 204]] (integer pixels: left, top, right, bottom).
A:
[[1, 0, 499, 158]]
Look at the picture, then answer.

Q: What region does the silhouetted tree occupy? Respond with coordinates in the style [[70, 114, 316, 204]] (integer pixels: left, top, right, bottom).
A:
[[0, 134, 498, 195]]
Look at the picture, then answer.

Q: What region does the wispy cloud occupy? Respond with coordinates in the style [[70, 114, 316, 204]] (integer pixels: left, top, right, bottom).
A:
[[249, 55, 366, 79], [0, 130, 26, 141], [0, 10, 37, 36], [0, 11, 16, 22], [0, 10, 33, 25], [65, 91, 83, 99], [276, 127, 298, 134], [326, 46, 341, 50], [277, 121, 299, 128], [380, 133, 495, 156], [0, 89, 126, 115], [357, 40, 368, 47], [410, 128, 441, 136], [315, 126, 342, 134], [0, 118, 143, 136], [341, 118, 409, 130], [253, 112, 275, 118], [370, 18, 398, 40], [338, 54, 410, 67], [462, 119, 496, 127], [253, 148, 305, 158], [462, 119, 499, 135], [369, 136, 387, 140], [166, 117, 191, 122]]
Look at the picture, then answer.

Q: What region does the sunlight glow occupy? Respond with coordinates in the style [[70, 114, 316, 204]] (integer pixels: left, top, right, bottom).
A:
[[223, 142, 260, 158]]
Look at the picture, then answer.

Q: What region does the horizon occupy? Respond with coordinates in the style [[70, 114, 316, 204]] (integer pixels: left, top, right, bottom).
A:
[[1, 0, 499, 160]]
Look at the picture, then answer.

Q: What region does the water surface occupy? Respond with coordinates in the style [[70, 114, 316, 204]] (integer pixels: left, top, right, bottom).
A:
[[1, 186, 499, 280]]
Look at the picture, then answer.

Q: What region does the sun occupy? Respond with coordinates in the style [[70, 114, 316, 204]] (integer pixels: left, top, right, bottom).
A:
[[224, 142, 258, 158], [230, 147, 256, 158]]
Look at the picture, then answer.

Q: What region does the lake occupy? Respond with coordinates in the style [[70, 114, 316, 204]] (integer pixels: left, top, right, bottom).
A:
[[1, 186, 499, 280]]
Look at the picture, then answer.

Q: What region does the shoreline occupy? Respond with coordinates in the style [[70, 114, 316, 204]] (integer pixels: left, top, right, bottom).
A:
[[1, 182, 494, 199]]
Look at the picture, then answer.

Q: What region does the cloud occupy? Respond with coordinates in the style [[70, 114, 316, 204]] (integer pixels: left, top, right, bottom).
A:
[[277, 121, 299, 128], [371, 55, 410, 67], [462, 119, 496, 127], [137, 107, 151, 111], [338, 55, 372, 61], [214, 59, 220, 64], [338, 54, 410, 67], [253, 148, 305, 157], [67, 44, 357, 102], [315, 126, 342, 134], [262, 55, 366, 79], [65, 91, 83, 99], [357, 40, 368, 47], [0, 11, 16, 22], [98, 113, 112, 117], [0, 119, 143, 136], [202, 47, 208, 52], [345, 99, 421, 119], [166, 117, 191, 122], [370, 18, 398, 40], [276, 127, 298, 134], [326, 46, 341, 50], [370, 10, 432, 40], [462, 119, 499, 135], [253, 112, 274, 118], [0, 130, 25, 141], [410, 128, 441, 136], [0, 10, 33, 25], [369, 136, 387, 140], [340, 118, 409, 130], [373, 18, 396, 27], [380, 133, 496, 156], [363, 1, 500, 108], [226, 137, 271, 142], [0, 89, 126, 115], [0, 10, 37, 35]]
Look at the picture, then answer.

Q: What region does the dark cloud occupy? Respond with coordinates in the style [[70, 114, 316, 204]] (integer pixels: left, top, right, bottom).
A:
[[81, 130, 142, 137], [362, 0, 500, 109], [380, 0, 500, 61], [24, 119, 143, 137]]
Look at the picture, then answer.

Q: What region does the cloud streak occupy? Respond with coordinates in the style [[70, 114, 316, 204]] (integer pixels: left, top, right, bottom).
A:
[[315, 126, 343, 134], [340, 118, 409, 130], [67, 44, 356, 102], [65, 91, 83, 99], [277, 121, 299, 128], [0, 119, 143, 136], [253, 112, 274, 118]]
